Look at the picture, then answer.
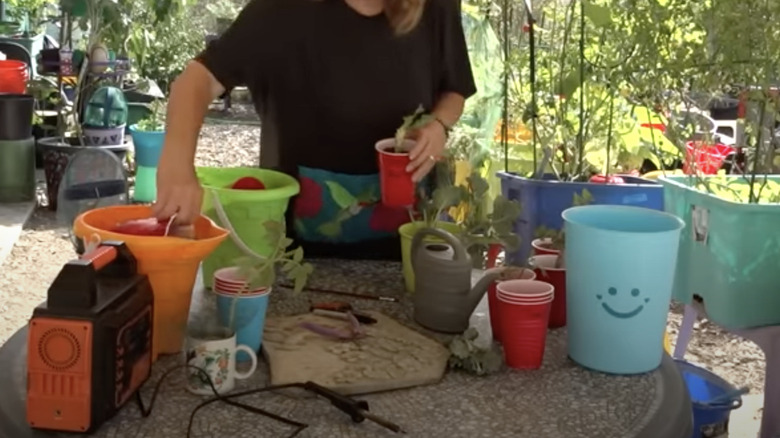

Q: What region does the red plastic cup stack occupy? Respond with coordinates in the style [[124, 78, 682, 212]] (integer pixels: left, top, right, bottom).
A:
[[0, 60, 29, 94], [488, 268, 536, 343], [531, 238, 560, 256], [496, 279, 554, 369], [213, 267, 270, 296], [529, 254, 567, 328], [375, 138, 416, 207]]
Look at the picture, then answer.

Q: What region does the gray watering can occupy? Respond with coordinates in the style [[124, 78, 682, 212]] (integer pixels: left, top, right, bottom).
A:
[[411, 227, 506, 333]]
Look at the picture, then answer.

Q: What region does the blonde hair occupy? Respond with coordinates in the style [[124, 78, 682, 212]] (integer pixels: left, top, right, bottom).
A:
[[385, 0, 426, 35]]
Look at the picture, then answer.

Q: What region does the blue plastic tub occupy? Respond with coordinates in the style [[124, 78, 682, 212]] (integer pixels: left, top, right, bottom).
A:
[[675, 359, 743, 438], [498, 172, 664, 264], [563, 205, 684, 374], [216, 292, 270, 362]]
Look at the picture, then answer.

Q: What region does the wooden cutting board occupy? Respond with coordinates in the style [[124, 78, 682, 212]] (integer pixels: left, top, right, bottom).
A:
[[262, 311, 450, 395]]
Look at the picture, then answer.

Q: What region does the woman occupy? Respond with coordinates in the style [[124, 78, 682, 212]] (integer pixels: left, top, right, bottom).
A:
[[152, 0, 476, 259]]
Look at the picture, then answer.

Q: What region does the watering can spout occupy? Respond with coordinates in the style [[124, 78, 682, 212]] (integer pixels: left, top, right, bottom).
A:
[[467, 267, 509, 313]]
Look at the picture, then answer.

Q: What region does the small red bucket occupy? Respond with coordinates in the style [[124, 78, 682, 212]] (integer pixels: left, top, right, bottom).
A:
[[488, 269, 536, 343], [0, 60, 29, 94], [496, 280, 553, 369], [530, 255, 567, 328], [375, 138, 416, 207]]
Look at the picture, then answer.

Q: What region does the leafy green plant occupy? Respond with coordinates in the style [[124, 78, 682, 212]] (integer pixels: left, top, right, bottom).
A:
[[233, 221, 314, 292], [456, 171, 522, 253], [394, 105, 433, 150], [534, 188, 593, 251], [136, 100, 166, 132], [448, 327, 503, 376]]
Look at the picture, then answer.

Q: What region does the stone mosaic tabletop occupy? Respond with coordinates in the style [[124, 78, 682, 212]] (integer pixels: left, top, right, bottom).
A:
[[0, 259, 692, 438]]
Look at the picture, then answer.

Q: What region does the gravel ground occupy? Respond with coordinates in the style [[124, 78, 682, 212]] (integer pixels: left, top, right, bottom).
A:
[[0, 107, 768, 402]]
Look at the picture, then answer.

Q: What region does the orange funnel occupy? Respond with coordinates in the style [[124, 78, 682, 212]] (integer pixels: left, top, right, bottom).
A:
[[72, 205, 228, 361]]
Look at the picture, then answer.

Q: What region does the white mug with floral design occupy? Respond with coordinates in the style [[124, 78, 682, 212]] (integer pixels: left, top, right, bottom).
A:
[[184, 328, 258, 395]]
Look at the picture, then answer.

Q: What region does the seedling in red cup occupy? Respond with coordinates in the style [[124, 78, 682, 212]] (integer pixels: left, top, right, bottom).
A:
[[376, 105, 433, 207], [589, 174, 625, 184], [230, 177, 266, 190]]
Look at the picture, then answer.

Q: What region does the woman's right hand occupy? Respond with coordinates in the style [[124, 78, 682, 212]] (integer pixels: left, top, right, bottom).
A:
[[152, 152, 204, 225]]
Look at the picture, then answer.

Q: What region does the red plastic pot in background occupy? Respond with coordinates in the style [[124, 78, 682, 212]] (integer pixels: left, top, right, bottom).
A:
[[684, 141, 735, 175], [530, 254, 567, 328], [0, 60, 29, 94], [375, 138, 416, 207], [589, 174, 625, 184]]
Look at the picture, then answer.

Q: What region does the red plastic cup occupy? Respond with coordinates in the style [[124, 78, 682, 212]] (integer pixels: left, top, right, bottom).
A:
[[375, 138, 416, 207], [0, 60, 28, 93], [529, 255, 567, 328], [214, 283, 269, 296], [496, 280, 553, 369], [531, 238, 560, 256], [488, 269, 537, 343], [213, 267, 268, 294]]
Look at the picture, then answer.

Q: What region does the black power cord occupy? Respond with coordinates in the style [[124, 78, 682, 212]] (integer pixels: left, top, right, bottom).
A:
[[133, 364, 405, 437], [134, 365, 307, 438]]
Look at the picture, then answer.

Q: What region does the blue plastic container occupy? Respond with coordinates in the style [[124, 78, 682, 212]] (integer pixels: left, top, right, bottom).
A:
[[216, 292, 270, 362], [497, 172, 664, 264], [563, 205, 684, 374], [129, 124, 164, 167], [675, 359, 743, 438], [129, 124, 164, 203]]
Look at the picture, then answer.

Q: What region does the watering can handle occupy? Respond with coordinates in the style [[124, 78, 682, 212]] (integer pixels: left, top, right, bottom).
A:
[[80, 245, 118, 271], [410, 227, 466, 261]]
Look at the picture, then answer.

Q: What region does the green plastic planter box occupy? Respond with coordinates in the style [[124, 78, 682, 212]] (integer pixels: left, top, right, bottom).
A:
[[661, 175, 780, 329], [197, 167, 300, 288]]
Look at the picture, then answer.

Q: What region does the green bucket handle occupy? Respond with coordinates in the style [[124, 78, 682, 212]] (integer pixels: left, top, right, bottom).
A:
[[209, 188, 264, 260]]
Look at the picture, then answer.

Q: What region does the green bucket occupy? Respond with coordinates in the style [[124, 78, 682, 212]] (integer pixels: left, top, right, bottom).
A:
[[197, 167, 300, 287]]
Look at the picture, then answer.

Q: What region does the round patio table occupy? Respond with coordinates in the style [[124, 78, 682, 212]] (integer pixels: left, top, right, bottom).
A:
[[0, 259, 692, 438]]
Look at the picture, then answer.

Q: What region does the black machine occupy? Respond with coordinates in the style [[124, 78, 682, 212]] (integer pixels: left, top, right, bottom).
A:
[[26, 241, 153, 433]]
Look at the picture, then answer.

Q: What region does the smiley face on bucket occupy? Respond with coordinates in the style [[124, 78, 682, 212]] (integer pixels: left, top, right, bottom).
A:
[[597, 287, 650, 319]]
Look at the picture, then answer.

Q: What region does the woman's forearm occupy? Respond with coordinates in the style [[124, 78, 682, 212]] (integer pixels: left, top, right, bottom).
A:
[[432, 91, 466, 128], [161, 61, 226, 165]]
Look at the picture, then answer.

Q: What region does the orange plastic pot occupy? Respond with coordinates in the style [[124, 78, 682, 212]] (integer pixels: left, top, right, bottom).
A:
[[72, 205, 229, 361]]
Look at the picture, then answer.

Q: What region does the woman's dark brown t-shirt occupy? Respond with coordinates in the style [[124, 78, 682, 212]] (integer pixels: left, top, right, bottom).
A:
[[197, 0, 476, 259]]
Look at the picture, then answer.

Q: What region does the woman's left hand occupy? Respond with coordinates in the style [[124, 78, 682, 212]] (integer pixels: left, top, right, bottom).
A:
[[406, 121, 447, 182]]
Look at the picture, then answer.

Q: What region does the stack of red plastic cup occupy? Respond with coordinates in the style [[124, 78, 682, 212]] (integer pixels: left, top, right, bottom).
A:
[[496, 279, 554, 369], [213, 267, 269, 296], [529, 254, 567, 328], [0, 60, 29, 93], [488, 268, 536, 343]]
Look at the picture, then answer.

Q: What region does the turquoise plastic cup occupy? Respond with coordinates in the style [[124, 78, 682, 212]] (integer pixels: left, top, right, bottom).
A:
[[562, 205, 684, 374]]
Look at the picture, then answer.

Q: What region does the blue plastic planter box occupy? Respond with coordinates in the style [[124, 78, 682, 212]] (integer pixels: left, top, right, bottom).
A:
[[498, 172, 664, 264], [661, 175, 780, 329]]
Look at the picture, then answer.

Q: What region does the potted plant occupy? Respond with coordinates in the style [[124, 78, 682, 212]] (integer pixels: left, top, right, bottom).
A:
[[213, 220, 314, 360], [128, 99, 165, 203], [495, 0, 670, 265], [375, 105, 435, 207]]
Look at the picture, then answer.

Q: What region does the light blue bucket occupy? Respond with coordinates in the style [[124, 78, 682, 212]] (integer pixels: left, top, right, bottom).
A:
[[216, 291, 270, 362], [563, 205, 684, 374]]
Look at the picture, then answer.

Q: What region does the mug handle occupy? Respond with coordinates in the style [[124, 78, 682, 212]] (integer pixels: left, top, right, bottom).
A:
[[234, 345, 258, 380]]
